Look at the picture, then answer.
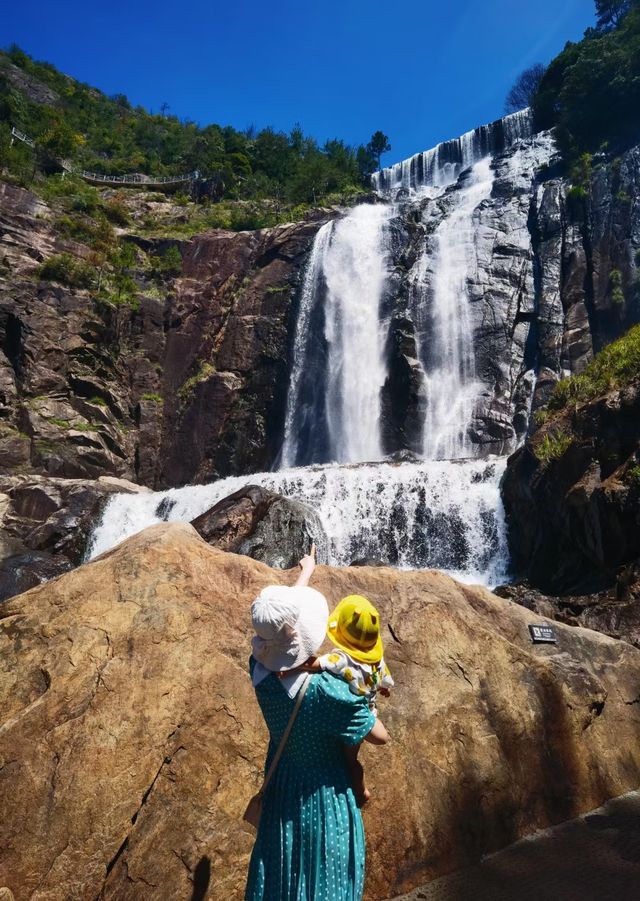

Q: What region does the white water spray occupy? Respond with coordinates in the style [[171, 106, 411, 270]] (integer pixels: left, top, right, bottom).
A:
[[422, 157, 494, 458], [89, 458, 509, 586], [281, 221, 333, 469], [323, 204, 391, 463]]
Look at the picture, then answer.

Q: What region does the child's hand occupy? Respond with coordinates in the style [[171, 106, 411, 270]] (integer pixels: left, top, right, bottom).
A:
[[379, 687, 391, 697]]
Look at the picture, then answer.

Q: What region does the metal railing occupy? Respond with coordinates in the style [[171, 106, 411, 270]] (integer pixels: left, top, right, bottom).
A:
[[10, 127, 35, 148], [10, 127, 199, 186]]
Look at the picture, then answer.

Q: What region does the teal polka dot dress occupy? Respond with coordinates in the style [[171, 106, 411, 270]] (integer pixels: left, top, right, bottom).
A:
[[245, 657, 376, 901]]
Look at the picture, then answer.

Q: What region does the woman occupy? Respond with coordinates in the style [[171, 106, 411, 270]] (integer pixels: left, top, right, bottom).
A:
[[245, 549, 389, 901]]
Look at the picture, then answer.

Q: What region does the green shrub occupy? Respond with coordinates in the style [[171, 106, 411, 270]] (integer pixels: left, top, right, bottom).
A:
[[178, 361, 215, 402], [548, 324, 640, 411], [140, 392, 163, 403], [56, 213, 114, 250], [625, 464, 640, 490], [104, 199, 130, 226], [610, 268, 625, 305], [532, 408, 550, 427], [534, 429, 573, 464], [37, 253, 96, 288], [567, 184, 587, 202], [149, 245, 182, 278]]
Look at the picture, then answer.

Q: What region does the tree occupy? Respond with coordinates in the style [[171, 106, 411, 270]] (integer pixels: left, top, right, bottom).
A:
[[504, 64, 546, 114], [356, 145, 377, 181], [595, 0, 638, 30], [533, 5, 640, 161], [366, 131, 391, 170]]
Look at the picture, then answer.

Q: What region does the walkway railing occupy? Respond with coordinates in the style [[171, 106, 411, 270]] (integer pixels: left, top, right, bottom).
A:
[[10, 127, 199, 186], [10, 127, 35, 149]]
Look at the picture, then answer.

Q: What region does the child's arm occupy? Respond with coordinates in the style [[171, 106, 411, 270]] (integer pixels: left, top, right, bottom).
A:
[[380, 658, 395, 692]]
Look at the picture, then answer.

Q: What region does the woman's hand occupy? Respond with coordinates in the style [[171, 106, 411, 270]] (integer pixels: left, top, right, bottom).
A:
[[294, 543, 316, 587]]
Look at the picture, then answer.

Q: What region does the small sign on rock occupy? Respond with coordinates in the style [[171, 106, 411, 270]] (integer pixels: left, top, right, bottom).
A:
[[528, 623, 558, 644]]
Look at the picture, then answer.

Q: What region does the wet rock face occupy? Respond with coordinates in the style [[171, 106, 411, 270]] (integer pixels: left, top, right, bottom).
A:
[[0, 473, 147, 600], [379, 139, 640, 457], [0, 181, 329, 487], [190, 484, 324, 568], [501, 382, 640, 595], [1, 524, 640, 899]]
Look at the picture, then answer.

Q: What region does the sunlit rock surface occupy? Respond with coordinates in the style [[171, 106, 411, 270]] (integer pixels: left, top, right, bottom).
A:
[[1, 523, 640, 899]]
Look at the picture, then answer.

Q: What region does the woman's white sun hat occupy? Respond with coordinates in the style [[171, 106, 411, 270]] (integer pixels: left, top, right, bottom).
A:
[[251, 585, 329, 674]]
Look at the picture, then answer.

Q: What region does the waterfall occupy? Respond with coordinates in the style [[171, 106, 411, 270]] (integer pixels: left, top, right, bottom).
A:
[[323, 204, 391, 463], [88, 458, 509, 586], [421, 157, 494, 458], [87, 112, 549, 586], [372, 107, 533, 195], [280, 203, 391, 466], [281, 222, 333, 469]]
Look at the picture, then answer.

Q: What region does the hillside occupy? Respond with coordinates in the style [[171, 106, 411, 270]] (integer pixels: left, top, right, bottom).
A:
[[0, 44, 382, 216]]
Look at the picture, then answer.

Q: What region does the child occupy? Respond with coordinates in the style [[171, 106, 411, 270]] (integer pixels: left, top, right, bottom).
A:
[[292, 594, 394, 806], [320, 594, 394, 712]]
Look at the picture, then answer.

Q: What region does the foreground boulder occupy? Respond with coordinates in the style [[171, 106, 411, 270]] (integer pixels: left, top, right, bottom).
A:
[[1, 524, 640, 900], [190, 484, 325, 568]]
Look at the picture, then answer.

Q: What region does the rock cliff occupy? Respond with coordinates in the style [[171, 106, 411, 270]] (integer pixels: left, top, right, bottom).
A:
[[2, 136, 640, 484], [1, 523, 640, 900], [502, 380, 640, 595], [0, 181, 328, 488]]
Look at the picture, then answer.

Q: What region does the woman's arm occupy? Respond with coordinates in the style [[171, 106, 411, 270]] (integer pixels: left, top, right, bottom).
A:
[[364, 717, 390, 745], [294, 543, 316, 587]]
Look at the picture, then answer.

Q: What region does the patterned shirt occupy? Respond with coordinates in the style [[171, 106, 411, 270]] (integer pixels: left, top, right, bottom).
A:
[[318, 650, 394, 705]]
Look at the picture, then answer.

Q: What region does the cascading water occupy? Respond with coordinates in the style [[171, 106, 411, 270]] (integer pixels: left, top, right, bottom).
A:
[[88, 111, 548, 585], [323, 204, 391, 463], [281, 203, 392, 466], [281, 221, 333, 469], [421, 157, 493, 458], [372, 107, 533, 195], [89, 458, 509, 586]]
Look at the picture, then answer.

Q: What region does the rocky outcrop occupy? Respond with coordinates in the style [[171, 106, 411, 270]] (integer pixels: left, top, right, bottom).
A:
[[0, 473, 146, 599], [191, 484, 324, 568], [2, 523, 640, 900], [496, 579, 640, 649], [0, 181, 329, 487], [501, 381, 640, 594], [379, 139, 640, 457]]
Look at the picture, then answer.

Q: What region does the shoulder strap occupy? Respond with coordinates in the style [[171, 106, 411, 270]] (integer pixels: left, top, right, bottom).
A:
[[260, 674, 311, 795]]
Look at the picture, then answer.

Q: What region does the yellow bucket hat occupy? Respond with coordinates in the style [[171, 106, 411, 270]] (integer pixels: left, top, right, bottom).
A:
[[327, 595, 383, 664]]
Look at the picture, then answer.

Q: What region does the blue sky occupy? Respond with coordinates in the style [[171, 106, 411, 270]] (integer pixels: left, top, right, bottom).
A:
[[2, 0, 595, 166]]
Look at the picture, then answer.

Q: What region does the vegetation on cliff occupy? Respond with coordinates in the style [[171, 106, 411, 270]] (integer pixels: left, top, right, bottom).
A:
[[547, 324, 640, 412], [0, 45, 387, 209], [532, 2, 640, 161]]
